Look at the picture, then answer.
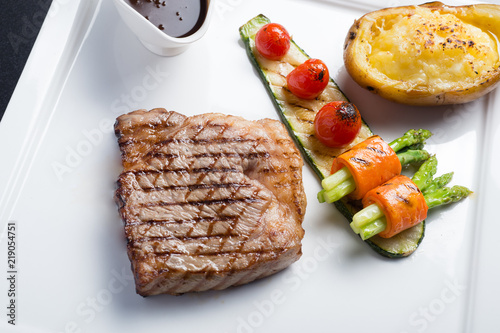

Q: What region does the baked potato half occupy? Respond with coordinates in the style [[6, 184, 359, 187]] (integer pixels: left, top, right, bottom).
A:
[[343, 2, 500, 105]]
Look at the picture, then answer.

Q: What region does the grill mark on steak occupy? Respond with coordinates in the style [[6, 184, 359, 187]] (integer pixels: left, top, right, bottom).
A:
[[150, 151, 273, 160], [127, 215, 243, 241], [140, 182, 252, 192], [129, 215, 239, 225], [148, 249, 289, 258], [156, 137, 268, 145], [131, 235, 247, 255], [137, 197, 265, 208], [132, 169, 246, 186], [136, 233, 245, 242], [149, 247, 289, 256], [118, 137, 271, 153], [130, 167, 242, 175]]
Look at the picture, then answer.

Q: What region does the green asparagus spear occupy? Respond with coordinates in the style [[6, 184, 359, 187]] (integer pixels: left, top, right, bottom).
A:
[[423, 172, 454, 194], [411, 155, 437, 192], [388, 129, 433, 152], [424, 185, 473, 209], [396, 149, 431, 167]]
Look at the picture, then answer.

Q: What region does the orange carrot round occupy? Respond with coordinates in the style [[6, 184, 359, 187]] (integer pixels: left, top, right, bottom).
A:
[[330, 135, 401, 200], [362, 175, 428, 238]]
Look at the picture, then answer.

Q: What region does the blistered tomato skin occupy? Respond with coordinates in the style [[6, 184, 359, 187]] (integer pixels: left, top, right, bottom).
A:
[[255, 23, 291, 61], [287, 59, 330, 99], [314, 101, 362, 148]]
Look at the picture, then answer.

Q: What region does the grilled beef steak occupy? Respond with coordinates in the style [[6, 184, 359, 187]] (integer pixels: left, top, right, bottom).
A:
[[114, 108, 306, 296]]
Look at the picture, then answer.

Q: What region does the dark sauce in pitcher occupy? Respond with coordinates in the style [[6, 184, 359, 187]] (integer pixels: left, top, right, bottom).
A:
[[126, 0, 208, 38]]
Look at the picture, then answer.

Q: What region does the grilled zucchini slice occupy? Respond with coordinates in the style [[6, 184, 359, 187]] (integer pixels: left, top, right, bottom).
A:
[[239, 14, 424, 258]]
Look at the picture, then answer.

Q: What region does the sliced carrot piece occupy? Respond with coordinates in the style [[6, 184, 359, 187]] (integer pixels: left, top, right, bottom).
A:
[[330, 135, 401, 200], [362, 175, 428, 238]]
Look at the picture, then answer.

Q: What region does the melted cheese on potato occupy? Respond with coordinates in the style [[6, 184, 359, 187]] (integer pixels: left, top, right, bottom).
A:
[[368, 10, 498, 92]]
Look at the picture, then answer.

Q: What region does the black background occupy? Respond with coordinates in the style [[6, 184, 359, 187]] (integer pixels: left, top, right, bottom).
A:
[[0, 1, 52, 122]]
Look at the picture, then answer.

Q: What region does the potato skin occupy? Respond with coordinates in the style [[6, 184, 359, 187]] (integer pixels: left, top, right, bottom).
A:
[[343, 2, 500, 106]]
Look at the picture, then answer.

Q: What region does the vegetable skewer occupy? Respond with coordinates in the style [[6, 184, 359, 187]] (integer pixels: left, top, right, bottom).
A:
[[319, 129, 432, 203], [351, 156, 472, 240]]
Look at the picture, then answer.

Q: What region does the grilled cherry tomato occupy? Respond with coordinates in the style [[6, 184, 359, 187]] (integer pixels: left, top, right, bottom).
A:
[[314, 101, 362, 148], [255, 23, 291, 60], [286, 59, 329, 99]]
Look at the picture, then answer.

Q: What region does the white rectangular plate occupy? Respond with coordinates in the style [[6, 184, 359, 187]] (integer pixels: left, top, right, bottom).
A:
[[1, 0, 499, 332]]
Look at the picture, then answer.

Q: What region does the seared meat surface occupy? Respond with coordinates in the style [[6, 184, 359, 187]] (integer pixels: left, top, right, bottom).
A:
[[114, 108, 306, 296]]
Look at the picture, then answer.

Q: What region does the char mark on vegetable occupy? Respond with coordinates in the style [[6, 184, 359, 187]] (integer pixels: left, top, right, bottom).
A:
[[350, 157, 370, 165], [366, 146, 386, 155]]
